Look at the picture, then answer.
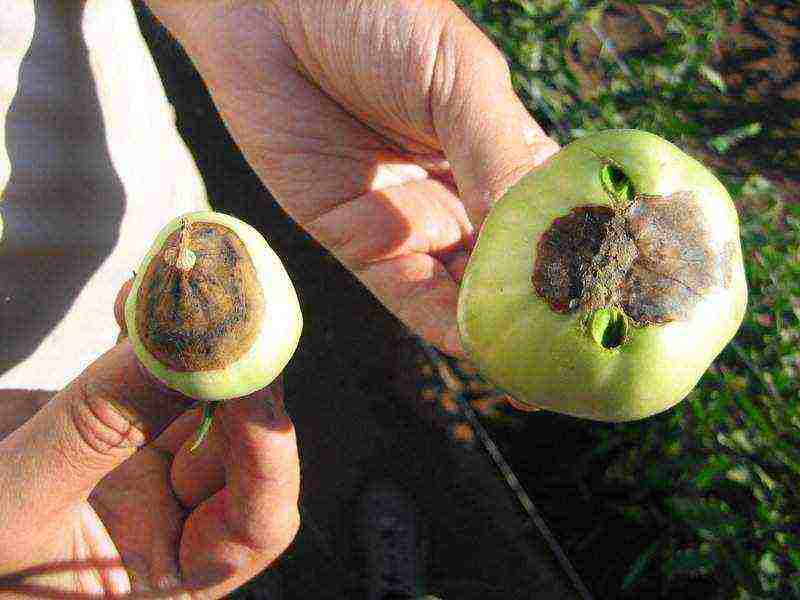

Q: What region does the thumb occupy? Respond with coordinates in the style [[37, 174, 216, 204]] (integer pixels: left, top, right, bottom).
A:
[[430, 9, 560, 229], [0, 342, 192, 527]]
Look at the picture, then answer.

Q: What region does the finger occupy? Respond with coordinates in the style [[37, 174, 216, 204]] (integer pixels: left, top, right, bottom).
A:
[[303, 177, 472, 356], [178, 385, 300, 593], [0, 342, 193, 549], [169, 408, 226, 509], [113, 277, 134, 335], [442, 249, 471, 283], [428, 6, 560, 227], [169, 377, 284, 509], [356, 253, 464, 357], [0, 389, 52, 441], [304, 177, 472, 272], [152, 405, 203, 456]]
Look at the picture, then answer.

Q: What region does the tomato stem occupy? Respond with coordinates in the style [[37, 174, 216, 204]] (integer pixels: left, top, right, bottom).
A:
[[190, 401, 219, 452]]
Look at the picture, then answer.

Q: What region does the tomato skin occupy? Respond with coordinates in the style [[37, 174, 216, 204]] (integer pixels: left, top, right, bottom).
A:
[[457, 129, 748, 422]]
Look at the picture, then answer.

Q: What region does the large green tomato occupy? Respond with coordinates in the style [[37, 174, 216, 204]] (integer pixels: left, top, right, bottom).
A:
[[457, 129, 747, 421]]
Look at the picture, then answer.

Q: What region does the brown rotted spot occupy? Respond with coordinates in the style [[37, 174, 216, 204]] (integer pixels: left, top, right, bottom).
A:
[[533, 206, 616, 313], [533, 191, 734, 326], [135, 221, 265, 371]]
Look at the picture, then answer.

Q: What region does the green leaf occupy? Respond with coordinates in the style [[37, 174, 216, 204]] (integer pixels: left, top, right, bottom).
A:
[[709, 122, 762, 154], [699, 64, 727, 92], [647, 5, 672, 19], [668, 548, 714, 576], [621, 541, 659, 591], [694, 454, 733, 489]]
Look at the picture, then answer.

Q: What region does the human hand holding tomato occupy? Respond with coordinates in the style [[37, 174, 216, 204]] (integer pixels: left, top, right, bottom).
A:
[[145, 0, 560, 358], [0, 283, 300, 599]]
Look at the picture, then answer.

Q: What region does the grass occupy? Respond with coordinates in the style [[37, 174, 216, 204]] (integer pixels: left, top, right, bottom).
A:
[[453, 1, 800, 598]]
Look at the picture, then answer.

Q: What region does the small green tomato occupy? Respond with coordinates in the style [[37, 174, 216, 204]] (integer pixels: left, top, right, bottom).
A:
[[125, 210, 303, 448], [457, 129, 747, 421]]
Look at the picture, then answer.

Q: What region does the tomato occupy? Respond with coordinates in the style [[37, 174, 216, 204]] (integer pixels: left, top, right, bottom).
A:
[[458, 130, 747, 421]]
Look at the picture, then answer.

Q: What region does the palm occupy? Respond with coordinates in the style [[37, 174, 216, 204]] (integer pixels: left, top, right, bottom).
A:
[[4, 410, 219, 597], [179, 0, 557, 354], [86, 445, 186, 595], [32, 446, 185, 597]]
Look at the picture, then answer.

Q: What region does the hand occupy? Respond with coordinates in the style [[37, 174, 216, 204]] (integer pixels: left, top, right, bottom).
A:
[[146, 0, 560, 357], [0, 283, 300, 599]]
